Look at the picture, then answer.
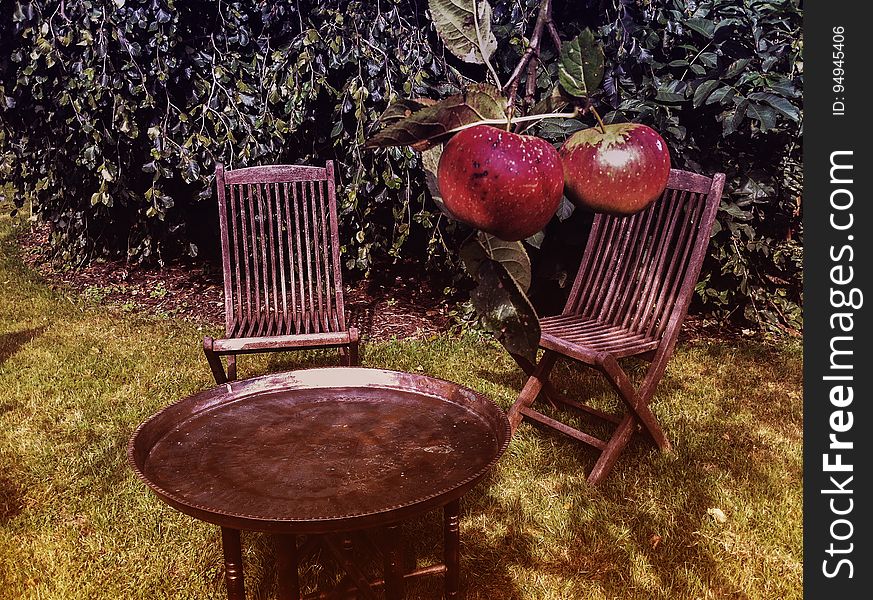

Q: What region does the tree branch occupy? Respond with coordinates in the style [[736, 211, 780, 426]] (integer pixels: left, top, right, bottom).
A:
[[503, 0, 558, 120]]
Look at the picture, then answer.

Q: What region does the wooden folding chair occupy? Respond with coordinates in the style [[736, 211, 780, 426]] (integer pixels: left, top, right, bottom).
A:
[[203, 161, 360, 384], [508, 169, 724, 485]]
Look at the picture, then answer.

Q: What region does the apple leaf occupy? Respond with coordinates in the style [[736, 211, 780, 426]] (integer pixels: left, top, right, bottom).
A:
[[557, 29, 605, 99], [556, 196, 575, 221], [460, 237, 540, 364], [693, 80, 720, 108], [462, 82, 508, 120], [477, 231, 532, 292], [420, 144, 449, 215], [364, 84, 507, 150], [428, 0, 497, 66], [377, 98, 439, 126], [525, 231, 545, 249]]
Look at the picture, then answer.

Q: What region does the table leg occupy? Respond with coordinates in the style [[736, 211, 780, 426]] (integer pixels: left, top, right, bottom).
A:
[[276, 534, 300, 600], [382, 524, 406, 600], [220, 527, 246, 600], [444, 500, 460, 599], [323, 535, 379, 600]]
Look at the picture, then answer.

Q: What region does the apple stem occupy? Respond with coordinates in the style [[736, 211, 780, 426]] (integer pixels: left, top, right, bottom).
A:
[[446, 112, 580, 136], [589, 106, 607, 134]]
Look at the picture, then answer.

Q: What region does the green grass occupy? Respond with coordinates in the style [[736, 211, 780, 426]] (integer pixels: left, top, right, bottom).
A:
[[0, 204, 802, 599]]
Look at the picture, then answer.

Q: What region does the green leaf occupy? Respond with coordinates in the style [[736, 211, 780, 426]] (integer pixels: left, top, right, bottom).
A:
[[460, 237, 539, 363], [377, 98, 438, 127], [725, 58, 751, 79], [364, 84, 506, 149], [720, 202, 752, 220], [769, 80, 800, 99], [655, 89, 686, 103], [749, 92, 800, 122], [462, 83, 507, 119], [693, 80, 720, 108], [706, 86, 736, 106], [557, 29, 605, 98], [528, 87, 571, 116], [477, 231, 532, 292], [699, 52, 718, 68], [420, 144, 448, 214], [428, 0, 497, 65], [746, 102, 777, 131], [533, 118, 585, 139], [685, 18, 715, 38], [722, 99, 749, 135]]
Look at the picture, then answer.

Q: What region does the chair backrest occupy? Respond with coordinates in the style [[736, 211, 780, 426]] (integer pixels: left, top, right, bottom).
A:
[[564, 169, 724, 345], [215, 162, 347, 338]]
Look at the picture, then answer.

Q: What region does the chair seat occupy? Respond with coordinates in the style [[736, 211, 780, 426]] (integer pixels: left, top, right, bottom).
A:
[[209, 329, 358, 355], [539, 315, 660, 362]]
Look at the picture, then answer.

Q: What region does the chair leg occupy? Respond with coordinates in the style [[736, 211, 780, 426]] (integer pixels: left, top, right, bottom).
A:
[[507, 351, 559, 432], [226, 354, 237, 382], [203, 337, 228, 385], [586, 413, 637, 485], [510, 350, 672, 484], [599, 357, 670, 452], [509, 352, 566, 411], [348, 327, 361, 366]]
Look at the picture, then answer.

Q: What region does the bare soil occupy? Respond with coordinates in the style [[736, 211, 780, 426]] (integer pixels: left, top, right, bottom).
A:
[[18, 224, 453, 341], [16, 223, 735, 345]]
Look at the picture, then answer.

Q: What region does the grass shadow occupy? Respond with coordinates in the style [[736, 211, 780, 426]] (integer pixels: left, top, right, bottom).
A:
[[0, 326, 47, 368], [454, 338, 800, 598]]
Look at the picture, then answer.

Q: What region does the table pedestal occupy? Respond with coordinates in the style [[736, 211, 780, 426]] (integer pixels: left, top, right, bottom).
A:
[[220, 500, 461, 600]]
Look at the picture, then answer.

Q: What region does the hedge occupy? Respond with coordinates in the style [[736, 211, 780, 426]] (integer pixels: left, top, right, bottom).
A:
[[0, 0, 803, 331]]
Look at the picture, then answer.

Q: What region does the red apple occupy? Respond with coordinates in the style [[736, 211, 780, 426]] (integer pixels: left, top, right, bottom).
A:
[[437, 124, 564, 241], [559, 123, 671, 216]]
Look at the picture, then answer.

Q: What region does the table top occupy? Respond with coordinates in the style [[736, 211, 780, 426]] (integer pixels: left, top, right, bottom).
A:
[[128, 368, 510, 533]]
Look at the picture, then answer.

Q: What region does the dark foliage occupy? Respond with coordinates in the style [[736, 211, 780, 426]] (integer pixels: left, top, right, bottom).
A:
[[0, 0, 802, 331]]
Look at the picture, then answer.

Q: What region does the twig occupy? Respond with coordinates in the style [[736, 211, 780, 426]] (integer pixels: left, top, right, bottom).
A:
[[502, 0, 563, 121], [445, 110, 579, 135]]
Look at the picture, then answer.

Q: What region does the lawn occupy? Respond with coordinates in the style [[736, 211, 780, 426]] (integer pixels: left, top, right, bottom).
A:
[[0, 205, 802, 599]]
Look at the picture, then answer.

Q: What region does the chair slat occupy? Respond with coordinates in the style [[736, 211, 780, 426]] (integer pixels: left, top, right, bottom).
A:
[[601, 204, 658, 324], [228, 183, 244, 328], [571, 216, 617, 316], [292, 181, 307, 333], [326, 162, 347, 331], [309, 180, 326, 333], [301, 181, 316, 333], [264, 183, 280, 325], [316, 180, 335, 331], [282, 182, 297, 334], [273, 182, 289, 323], [649, 192, 705, 339], [237, 184, 254, 323], [625, 189, 686, 332]]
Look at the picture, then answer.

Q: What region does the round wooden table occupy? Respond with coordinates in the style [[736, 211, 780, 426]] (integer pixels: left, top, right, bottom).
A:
[[128, 367, 510, 599]]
